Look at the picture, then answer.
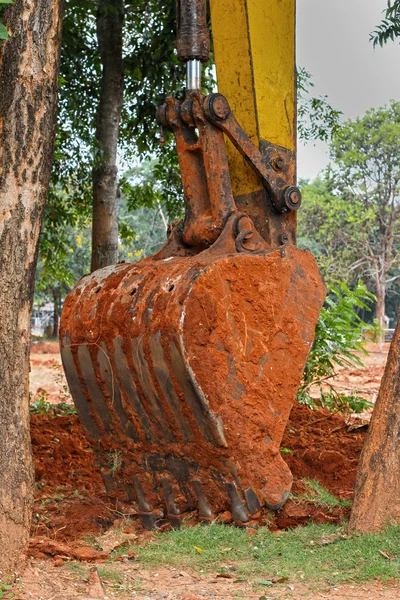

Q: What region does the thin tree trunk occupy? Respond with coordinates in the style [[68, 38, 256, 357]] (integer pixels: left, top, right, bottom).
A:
[[52, 288, 61, 339], [0, 0, 64, 574], [91, 0, 124, 272], [349, 309, 400, 533], [375, 277, 386, 324]]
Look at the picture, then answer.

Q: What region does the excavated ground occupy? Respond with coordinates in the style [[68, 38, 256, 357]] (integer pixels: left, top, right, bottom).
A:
[[30, 402, 366, 545], [24, 341, 396, 600], [28, 340, 389, 547]]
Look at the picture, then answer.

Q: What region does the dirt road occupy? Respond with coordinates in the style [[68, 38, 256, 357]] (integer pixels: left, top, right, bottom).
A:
[[17, 561, 400, 600]]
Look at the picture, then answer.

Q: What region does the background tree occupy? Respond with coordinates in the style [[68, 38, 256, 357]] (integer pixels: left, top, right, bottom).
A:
[[0, 0, 64, 574], [299, 102, 400, 322], [91, 0, 125, 270], [50, 0, 186, 273]]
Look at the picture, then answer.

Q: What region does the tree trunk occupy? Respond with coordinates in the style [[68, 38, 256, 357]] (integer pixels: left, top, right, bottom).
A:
[[349, 309, 400, 533], [52, 288, 61, 339], [0, 0, 64, 574], [91, 0, 124, 272], [375, 281, 386, 325]]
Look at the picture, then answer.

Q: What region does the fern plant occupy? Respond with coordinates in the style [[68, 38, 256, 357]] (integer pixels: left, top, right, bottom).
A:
[[298, 281, 380, 413]]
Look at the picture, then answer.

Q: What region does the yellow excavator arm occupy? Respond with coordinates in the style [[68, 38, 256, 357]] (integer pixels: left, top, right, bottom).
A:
[[210, 0, 296, 195]]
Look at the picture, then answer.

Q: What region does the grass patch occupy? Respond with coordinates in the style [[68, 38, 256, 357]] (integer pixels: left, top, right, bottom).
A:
[[117, 523, 400, 586], [65, 562, 87, 579], [294, 479, 352, 509], [97, 567, 123, 583]]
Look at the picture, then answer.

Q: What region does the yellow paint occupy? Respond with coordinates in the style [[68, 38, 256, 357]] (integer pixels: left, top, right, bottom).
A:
[[210, 0, 296, 195]]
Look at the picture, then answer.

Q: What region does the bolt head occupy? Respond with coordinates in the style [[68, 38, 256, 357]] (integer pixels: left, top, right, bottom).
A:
[[283, 186, 302, 211], [206, 94, 230, 121], [273, 157, 284, 171]]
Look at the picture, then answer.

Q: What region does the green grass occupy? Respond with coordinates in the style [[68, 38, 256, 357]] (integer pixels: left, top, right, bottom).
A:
[[97, 567, 124, 583], [114, 523, 400, 586], [294, 479, 352, 509]]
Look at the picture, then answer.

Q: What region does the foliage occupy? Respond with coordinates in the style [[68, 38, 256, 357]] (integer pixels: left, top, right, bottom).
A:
[[298, 177, 376, 286], [0, 0, 12, 41], [329, 102, 400, 316], [370, 0, 400, 47], [122, 147, 184, 221], [299, 102, 400, 320], [295, 479, 351, 508], [0, 582, 13, 599], [111, 522, 400, 585], [297, 281, 379, 413], [29, 388, 77, 415], [297, 67, 342, 143]]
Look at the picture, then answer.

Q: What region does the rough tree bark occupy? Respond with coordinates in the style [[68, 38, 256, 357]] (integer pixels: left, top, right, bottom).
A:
[[91, 0, 124, 272], [349, 309, 400, 533], [0, 0, 64, 573]]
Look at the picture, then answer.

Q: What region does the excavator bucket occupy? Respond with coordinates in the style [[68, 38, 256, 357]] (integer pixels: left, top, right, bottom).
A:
[[60, 0, 326, 527], [60, 215, 324, 525]]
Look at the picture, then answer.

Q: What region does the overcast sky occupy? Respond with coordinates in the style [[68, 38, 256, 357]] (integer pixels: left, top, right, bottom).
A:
[[297, 0, 400, 179]]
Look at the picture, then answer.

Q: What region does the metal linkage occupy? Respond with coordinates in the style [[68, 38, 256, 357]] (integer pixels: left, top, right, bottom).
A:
[[157, 91, 301, 250], [203, 93, 302, 215]]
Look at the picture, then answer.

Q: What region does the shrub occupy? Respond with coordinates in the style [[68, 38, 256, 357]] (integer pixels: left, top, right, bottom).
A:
[[298, 281, 380, 413]]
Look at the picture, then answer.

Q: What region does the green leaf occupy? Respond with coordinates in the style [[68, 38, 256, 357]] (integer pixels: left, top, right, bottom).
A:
[[0, 23, 8, 40], [280, 447, 293, 455]]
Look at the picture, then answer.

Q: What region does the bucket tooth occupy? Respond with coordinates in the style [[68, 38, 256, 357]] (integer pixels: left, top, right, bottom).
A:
[[161, 477, 180, 515], [192, 479, 213, 520], [125, 483, 137, 503], [244, 488, 261, 515], [133, 476, 157, 530], [264, 488, 291, 511], [100, 469, 116, 493], [138, 512, 157, 531], [226, 482, 249, 523], [133, 476, 151, 512], [161, 477, 182, 528]]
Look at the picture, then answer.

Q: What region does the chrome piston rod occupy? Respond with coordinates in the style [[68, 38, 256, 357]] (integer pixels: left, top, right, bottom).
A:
[[186, 59, 201, 90]]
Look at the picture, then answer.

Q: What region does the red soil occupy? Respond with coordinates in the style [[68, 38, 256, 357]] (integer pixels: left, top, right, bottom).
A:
[[30, 402, 366, 543]]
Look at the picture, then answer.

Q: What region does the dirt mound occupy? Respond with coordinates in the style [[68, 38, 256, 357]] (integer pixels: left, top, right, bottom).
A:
[[30, 403, 366, 545], [31, 413, 103, 496], [282, 403, 365, 499]]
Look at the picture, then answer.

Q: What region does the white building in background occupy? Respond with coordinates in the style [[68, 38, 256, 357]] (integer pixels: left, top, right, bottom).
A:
[[31, 303, 54, 337]]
